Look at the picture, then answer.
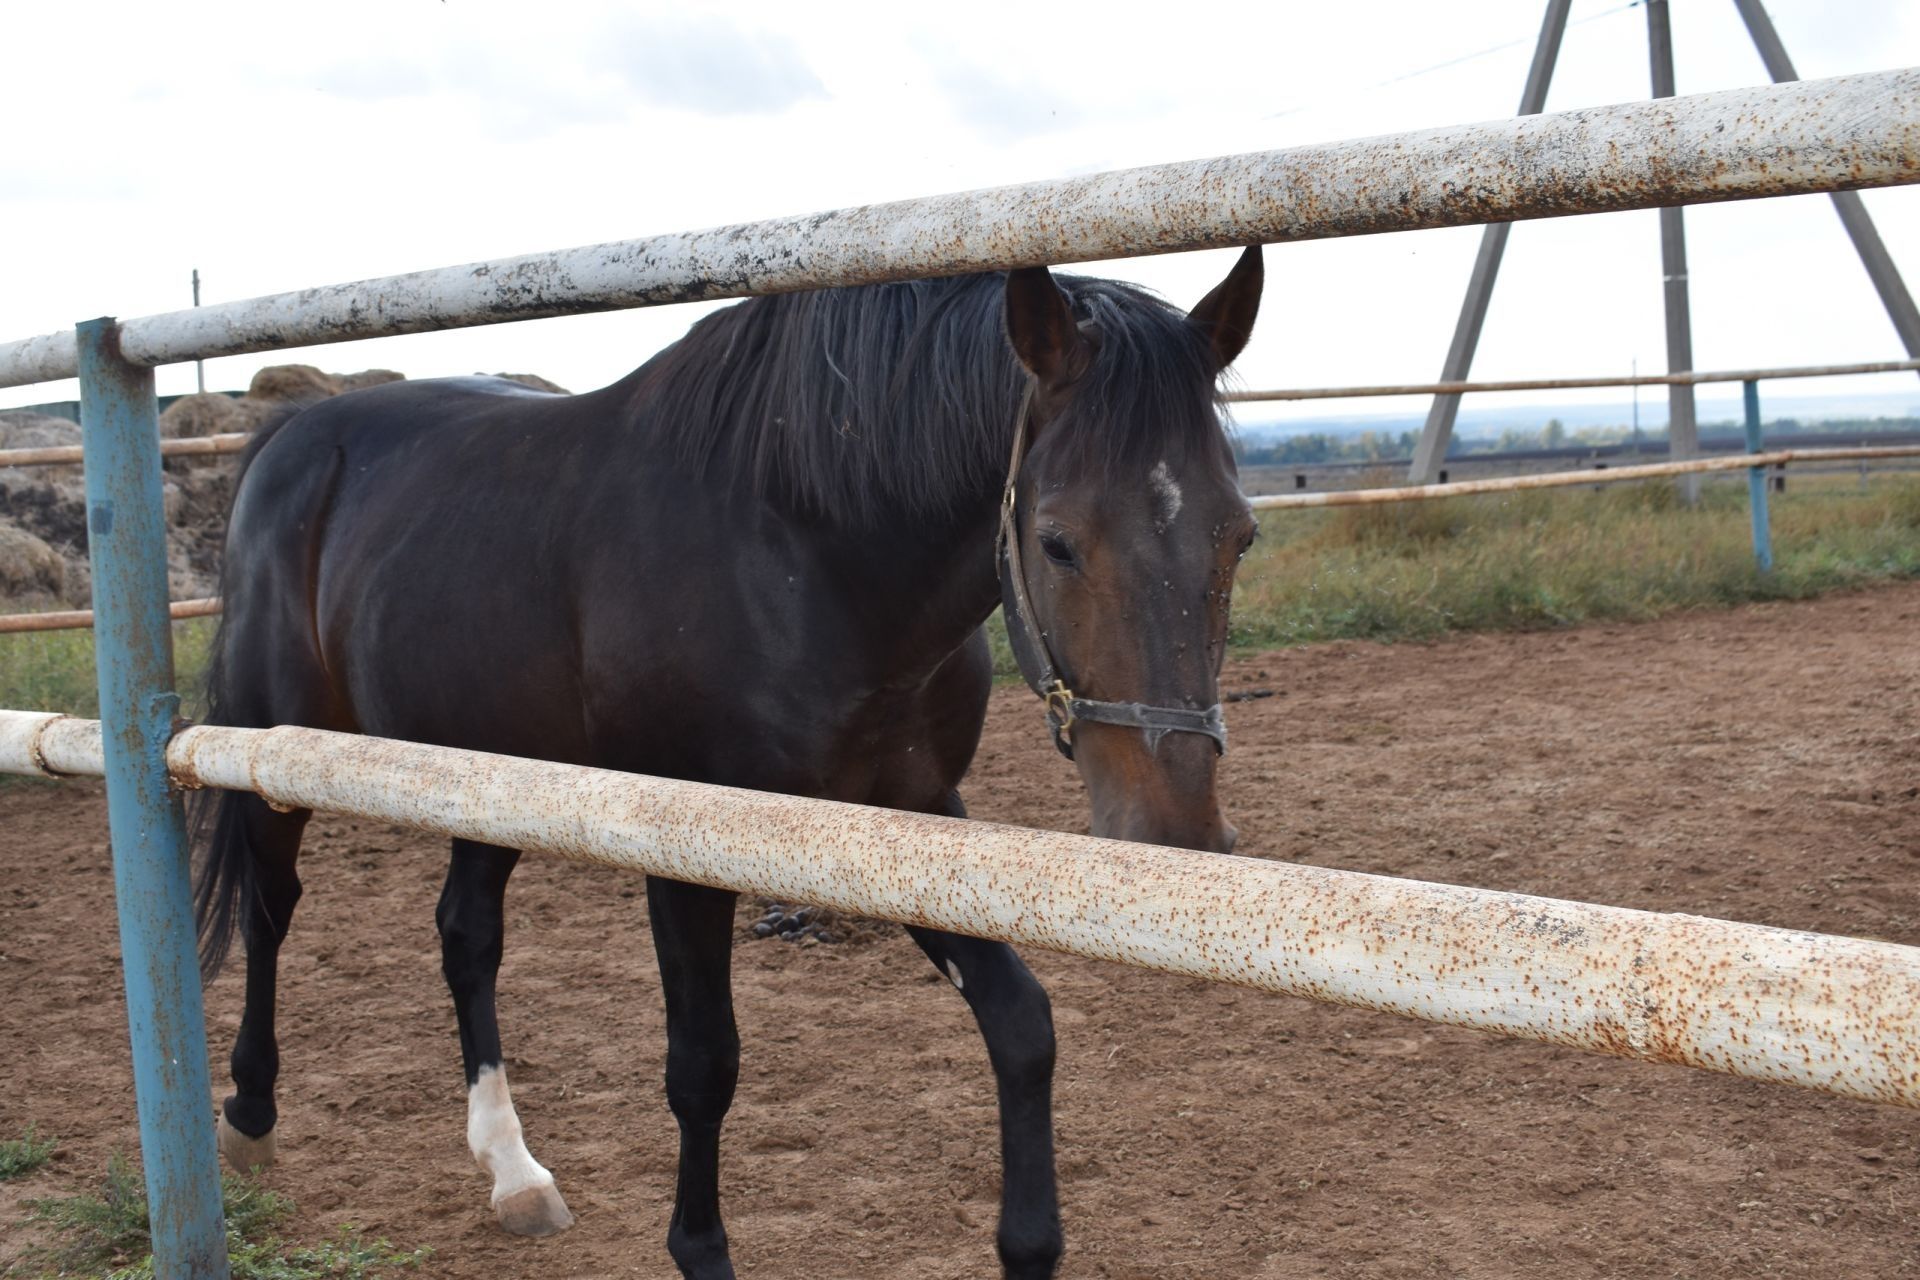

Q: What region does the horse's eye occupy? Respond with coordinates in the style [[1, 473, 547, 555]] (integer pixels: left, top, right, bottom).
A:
[[1236, 528, 1259, 561], [1038, 532, 1077, 568]]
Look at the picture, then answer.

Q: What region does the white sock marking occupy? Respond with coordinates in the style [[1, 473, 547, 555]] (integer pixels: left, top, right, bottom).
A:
[[467, 1064, 557, 1206], [1149, 459, 1183, 528]]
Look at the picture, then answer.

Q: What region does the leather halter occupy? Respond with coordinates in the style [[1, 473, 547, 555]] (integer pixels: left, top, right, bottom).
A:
[[995, 379, 1229, 761]]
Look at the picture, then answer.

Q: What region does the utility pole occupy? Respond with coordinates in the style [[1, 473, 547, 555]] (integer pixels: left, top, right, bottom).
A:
[[1647, 0, 1700, 503], [1407, 0, 1571, 484], [1732, 0, 1920, 368]]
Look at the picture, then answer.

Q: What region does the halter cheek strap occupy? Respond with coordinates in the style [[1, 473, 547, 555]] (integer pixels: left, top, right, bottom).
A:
[[995, 380, 1228, 761]]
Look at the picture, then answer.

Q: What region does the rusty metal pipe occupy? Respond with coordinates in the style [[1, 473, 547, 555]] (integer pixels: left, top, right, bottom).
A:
[[0, 433, 250, 470], [1228, 358, 1920, 402], [1249, 446, 1920, 510], [0, 598, 221, 635], [3, 709, 1918, 1110], [0, 68, 1915, 390]]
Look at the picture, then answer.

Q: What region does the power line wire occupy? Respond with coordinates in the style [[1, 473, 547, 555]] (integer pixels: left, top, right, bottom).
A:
[[1265, 1, 1643, 120]]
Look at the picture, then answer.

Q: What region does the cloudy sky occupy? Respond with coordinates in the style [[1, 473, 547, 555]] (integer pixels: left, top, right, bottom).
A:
[[3, 0, 1916, 427]]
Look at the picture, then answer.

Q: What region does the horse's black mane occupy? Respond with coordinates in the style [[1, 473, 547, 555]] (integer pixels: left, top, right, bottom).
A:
[[620, 272, 1226, 526]]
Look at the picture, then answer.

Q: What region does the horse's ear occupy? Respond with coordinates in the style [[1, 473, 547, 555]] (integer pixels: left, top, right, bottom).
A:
[[1188, 245, 1264, 372], [1004, 266, 1085, 386]]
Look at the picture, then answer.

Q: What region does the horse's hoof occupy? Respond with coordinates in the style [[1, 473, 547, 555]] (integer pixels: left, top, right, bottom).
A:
[[494, 1181, 575, 1237], [217, 1112, 277, 1172]]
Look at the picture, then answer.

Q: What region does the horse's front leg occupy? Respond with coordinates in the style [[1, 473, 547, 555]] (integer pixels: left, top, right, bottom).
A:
[[438, 839, 574, 1236], [907, 925, 1063, 1278], [647, 875, 742, 1280]]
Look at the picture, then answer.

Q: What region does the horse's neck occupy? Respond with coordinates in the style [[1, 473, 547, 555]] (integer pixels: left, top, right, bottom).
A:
[[605, 354, 1018, 681], [831, 491, 1005, 692], [861, 390, 1019, 677]]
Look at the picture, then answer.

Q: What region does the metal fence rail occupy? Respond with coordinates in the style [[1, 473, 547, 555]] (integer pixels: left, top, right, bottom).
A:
[[1228, 357, 1920, 403], [0, 433, 249, 470], [1, 68, 1915, 390], [0, 598, 221, 635], [1249, 444, 1920, 509], [6, 708, 1919, 1111]]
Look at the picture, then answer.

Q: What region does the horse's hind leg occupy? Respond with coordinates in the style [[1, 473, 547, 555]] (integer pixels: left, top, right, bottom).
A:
[[907, 926, 1063, 1279], [438, 838, 574, 1236], [216, 794, 309, 1171], [646, 875, 741, 1280]]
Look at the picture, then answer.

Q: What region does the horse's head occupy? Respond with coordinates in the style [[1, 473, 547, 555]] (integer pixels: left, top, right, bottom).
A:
[[998, 247, 1263, 855]]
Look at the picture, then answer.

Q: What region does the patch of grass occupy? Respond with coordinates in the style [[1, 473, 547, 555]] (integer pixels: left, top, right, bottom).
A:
[[17, 1153, 427, 1280], [0, 1127, 56, 1180], [0, 616, 216, 720], [982, 474, 1920, 678], [1229, 473, 1920, 650]]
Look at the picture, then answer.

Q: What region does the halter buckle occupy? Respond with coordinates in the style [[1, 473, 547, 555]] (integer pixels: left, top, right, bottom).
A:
[[1043, 680, 1076, 732]]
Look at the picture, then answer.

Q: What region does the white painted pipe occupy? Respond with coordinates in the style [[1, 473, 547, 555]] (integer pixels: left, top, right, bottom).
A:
[[0, 68, 1914, 389], [3, 709, 1917, 1110]]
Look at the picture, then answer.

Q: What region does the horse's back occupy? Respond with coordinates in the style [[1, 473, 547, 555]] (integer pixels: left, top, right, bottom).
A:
[[215, 370, 989, 807], [217, 376, 602, 752]]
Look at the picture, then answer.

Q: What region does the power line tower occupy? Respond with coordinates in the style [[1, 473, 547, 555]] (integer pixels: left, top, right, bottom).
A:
[[1405, 0, 1920, 495]]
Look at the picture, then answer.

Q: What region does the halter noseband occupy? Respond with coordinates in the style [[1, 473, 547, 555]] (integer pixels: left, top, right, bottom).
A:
[[995, 379, 1228, 761]]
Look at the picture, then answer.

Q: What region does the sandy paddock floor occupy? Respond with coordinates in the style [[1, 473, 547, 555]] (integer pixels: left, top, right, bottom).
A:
[[4, 583, 1919, 1278]]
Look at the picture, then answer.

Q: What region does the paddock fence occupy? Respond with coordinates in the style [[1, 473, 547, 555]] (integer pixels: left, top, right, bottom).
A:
[[1226, 356, 1920, 402], [2, 66, 1918, 1278], [0, 597, 220, 635], [7, 706, 1920, 1113], [1250, 444, 1920, 509], [0, 431, 249, 469]]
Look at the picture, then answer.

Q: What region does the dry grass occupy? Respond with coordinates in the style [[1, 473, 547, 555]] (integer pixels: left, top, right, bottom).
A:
[[984, 472, 1920, 675], [0, 617, 216, 720], [1228, 471, 1920, 649]]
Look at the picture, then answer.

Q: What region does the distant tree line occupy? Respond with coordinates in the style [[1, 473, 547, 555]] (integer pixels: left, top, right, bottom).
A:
[[1233, 415, 1920, 466]]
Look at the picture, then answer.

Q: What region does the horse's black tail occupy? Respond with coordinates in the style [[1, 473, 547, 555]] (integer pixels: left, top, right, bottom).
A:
[[189, 400, 313, 982], [191, 790, 254, 981]]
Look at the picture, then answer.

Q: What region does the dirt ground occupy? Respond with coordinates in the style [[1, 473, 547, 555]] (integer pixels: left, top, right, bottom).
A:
[[4, 583, 1920, 1278]]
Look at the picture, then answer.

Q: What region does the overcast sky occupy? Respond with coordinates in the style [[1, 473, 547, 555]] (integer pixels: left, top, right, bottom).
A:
[[3, 0, 1917, 427]]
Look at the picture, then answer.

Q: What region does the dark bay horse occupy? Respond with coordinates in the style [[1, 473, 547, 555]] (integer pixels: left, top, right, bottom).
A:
[[193, 246, 1264, 1278]]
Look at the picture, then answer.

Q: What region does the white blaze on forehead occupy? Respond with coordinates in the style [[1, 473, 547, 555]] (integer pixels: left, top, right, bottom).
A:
[[1149, 459, 1183, 527], [467, 1064, 558, 1206]]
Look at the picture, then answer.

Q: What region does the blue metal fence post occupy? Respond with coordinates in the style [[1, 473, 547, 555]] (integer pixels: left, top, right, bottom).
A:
[[1743, 379, 1774, 573], [76, 317, 229, 1279]]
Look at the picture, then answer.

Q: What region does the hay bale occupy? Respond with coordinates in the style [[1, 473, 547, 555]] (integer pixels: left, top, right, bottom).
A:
[[0, 523, 67, 602], [491, 373, 571, 395], [247, 364, 340, 402], [0, 471, 88, 544], [335, 369, 407, 394], [0, 412, 81, 451], [159, 393, 250, 439]]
